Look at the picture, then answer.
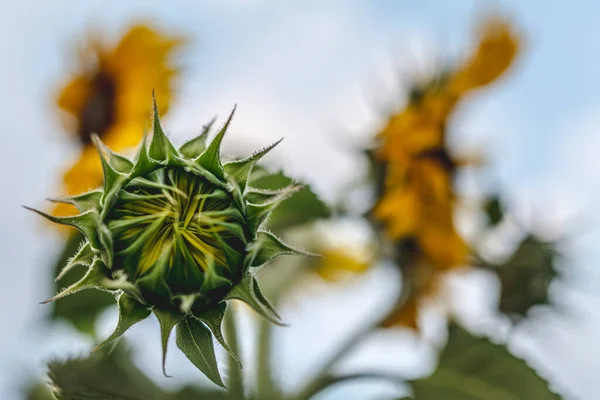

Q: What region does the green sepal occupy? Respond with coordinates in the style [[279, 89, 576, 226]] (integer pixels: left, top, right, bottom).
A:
[[56, 241, 95, 281], [250, 170, 331, 233], [225, 275, 285, 326], [24, 207, 102, 252], [245, 186, 299, 232], [179, 117, 216, 158], [92, 293, 151, 353], [105, 270, 145, 304], [42, 260, 107, 304], [136, 244, 173, 298], [149, 93, 180, 164], [176, 315, 226, 388], [92, 135, 130, 212], [47, 190, 103, 213], [153, 308, 183, 377], [248, 230, 315, 268], [97, 223, 114, 268], [90, 133, 134, 173], [201, 256, 232, 292], [224, 138, 282, 193], [245, 185, 300, 207], [130, 134, 157, 179], [195, 106, 236, 181], [195, 302, 241, 367], [92, 134, 127, 189]]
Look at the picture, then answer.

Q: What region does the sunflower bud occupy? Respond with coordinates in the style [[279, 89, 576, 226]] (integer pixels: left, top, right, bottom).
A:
[[28, 96, 308, 387]]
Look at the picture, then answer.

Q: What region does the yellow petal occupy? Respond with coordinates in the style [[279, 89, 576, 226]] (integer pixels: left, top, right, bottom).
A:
[[449, 17, 520, 94]]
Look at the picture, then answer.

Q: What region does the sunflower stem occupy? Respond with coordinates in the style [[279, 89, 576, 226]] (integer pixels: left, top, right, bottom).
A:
[[256, 262, 305, 398], [292, 293, 405, 400], [224, 306, 244, 398]]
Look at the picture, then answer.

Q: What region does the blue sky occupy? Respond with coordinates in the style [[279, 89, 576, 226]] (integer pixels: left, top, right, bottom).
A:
[[1, 1, 600, 399]]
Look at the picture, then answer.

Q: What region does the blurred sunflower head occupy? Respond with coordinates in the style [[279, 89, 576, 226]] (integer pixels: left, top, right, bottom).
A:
[[54, 24, 185, 217], [371, 16, 519, 330]]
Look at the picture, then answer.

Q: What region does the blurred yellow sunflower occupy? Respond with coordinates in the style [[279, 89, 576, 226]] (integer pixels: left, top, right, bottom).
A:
[[373, 16, 519, 330], [53, 24, 185, 217]]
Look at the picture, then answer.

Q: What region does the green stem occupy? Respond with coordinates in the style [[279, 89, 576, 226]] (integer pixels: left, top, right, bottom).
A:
[[256, 315, 276, 397], [298, 372, 404, 399], [257, 262, 306, 399], [293, 292, 405, 400], [293, 320, 379, 400], [224, 306, 244, 399]]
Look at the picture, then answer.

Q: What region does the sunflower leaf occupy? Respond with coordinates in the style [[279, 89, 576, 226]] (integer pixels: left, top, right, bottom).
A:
[[153, 308, 183, 377], [494, 235, 559, 321], [407, 324, 561, 399], [195, 302, 241, 367], [176, 315, 225, 388]]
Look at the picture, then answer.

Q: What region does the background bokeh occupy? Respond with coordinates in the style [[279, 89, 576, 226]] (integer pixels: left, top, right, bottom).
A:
[[1, 1, 600, 399]]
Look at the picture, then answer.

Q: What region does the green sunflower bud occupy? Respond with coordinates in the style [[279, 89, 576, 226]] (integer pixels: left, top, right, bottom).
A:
[[27, 95, 310, 387]]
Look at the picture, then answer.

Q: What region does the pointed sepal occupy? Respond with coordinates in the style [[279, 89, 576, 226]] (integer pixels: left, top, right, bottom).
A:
[[194, 302, 241, 367], [248, 230, 316, 268], [47, 190, 103, 213], [24, 207, 102, 251], [179, 118, 216, 159], [91, 135, 129, 209], [56, 240, 95, 281], [153, 308, 182, 377], [92, 293, 151, 353], [224, 138, 282, 192], [245, 185, 300, 232], [201, 256, 232, 293], [90, 134, 134, 174], [176, 315, 226, 388], [225, 275, 285, 326], [149, 93, 179, 164], [195, 106, 236, 181], [130, 134, 157, 179], [42, 260, 106, 304]]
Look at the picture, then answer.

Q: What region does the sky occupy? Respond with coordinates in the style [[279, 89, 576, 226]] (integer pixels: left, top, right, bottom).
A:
[[1, 0, 600, 399]]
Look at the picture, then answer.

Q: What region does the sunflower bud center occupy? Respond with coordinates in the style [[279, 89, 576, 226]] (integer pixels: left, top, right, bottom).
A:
[[107, 167, 246, 296]]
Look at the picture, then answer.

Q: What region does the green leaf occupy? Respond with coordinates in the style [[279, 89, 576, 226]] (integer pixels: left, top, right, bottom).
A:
[[195, 106, 236, 181], [224, 138, 282, 192], [168, 386, 228, 400], [51, 233, 115, 335], [494, 235, 559, 321], [248, 230, 314, 267], [179, 117, 216, 158], [93, 293, 151, 353], [49, 344, 165, 400], [225, 275, 284, 326], [153, 308, 182, 377], [195, 302, 241, 367], [484, 195, 504, 227], [407, 324, 561, 399], [250, 170, 330, 233], [176, 316, 225, 388]]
